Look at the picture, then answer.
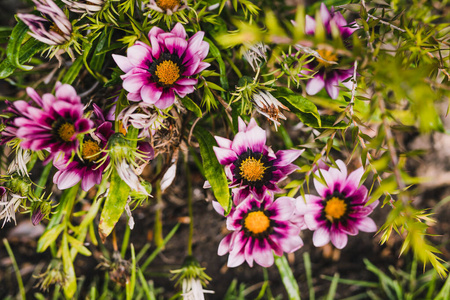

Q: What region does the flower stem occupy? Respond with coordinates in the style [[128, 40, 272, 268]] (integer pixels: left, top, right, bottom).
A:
[[3, 238, 26, 300], [185, 155, 194, 256]]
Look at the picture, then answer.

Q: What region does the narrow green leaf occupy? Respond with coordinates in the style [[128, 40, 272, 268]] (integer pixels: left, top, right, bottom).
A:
[[62, 232, 77, 298], [206, 81, 226, 92], [181, 97, 202, 118], [326, 273, 340, 300], [67, 235, 92, 256], [37, 224, 65, 252], [126, 244, 136, 300], [91, 29, 110, 72], [275, 255, 301, 300], [7, 20, 33, 70], [99, 169, 131, 242], [204, 37, 229, 91], [62, 56, 83, 85], [0, 38, 46, 78], [193, 126, 231, 214]]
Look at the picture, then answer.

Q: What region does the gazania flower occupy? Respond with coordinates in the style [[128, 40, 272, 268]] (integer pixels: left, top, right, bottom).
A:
[[298, 160, 378, 249], [53, 121, 114, 191], [218, 193, 303, 267], [61, 0, 104, 14], [112, 23, 210, 110], [17, 0, 72, 45], [213, 117, 303, 202], [14, 82, 93, 156], [305, 3, 357, 40], [300, 3, 357, 99]]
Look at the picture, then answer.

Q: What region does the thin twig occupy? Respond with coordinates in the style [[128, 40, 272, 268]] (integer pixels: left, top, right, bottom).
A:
[[367, 13, 406, 33]]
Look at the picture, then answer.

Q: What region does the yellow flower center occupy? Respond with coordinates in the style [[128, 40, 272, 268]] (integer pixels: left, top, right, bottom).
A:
[[58, 123, 75, 142], [50, 24, 64, 36], [316, 49, 338, 68], [82, 140, 101, 162], [156, 0, 181, 11], [155, 60, 180, 86], [244, 211, 270, 234], [324, 197, 347, 222], [239, 157, 267, 182]]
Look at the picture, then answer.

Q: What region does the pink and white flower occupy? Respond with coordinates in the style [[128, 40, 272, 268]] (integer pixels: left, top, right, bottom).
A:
[[112, 23, 210, 110], [297, 160, 378, 249], [13, 83, 93, 156], [217, 193, 303, 268], [17, 0, 72, 45], [300, 3, 357, 99], [213, 117, 303, 202]]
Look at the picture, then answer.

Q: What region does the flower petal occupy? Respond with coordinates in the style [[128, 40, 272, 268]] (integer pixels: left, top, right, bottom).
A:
[[357, 217, 377, 232], [312, 227, 330, 247], [306, 73, 325, 95], [213, 146, 237, 165], [330, 229, 348, 249]]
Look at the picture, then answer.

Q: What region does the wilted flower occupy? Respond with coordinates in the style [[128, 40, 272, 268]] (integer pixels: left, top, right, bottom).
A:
[[116, 160, 150, 196], [218, 193, 303, 267], [7, 148, 31, 177], [300, 3, 357, 99], [213, 117, 303, 202], [98, 251, 131, 287], [252, 90, 289, 130], [35, 259, 66, 291], [0, 175, 31, 227], [17, 0, 72, 46], [171, 256, 214, 300], [62, 0, 104, 14], [118, 102, 166, 138], [148, 0, 187, 16], [243, 42, 270, 72], [112, 23, 210, 109], [13, 83, 93, 157], [0, 186, 24, 227], [297, 160, 378, 249]]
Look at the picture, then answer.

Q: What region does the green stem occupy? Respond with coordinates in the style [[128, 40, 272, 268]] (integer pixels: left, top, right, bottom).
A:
[[3, 238, 26, 300]]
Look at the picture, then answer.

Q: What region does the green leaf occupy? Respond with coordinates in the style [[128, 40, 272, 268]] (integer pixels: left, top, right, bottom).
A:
[[181, 97, 202, 118], [67, 235, 92, 256], [275, 255, 301, 300], [99, 169, 131, 242], [206, 81, 226, 92], [193, 126, 231, 214], [273, 87, 321, 127], [204, 37, 229, 91], [61, 56, 83, 85], [0, 38, 46, 78], [37, 224, 65, 252], [91, 29, 110, 72], [7, 20, 33, 71]]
